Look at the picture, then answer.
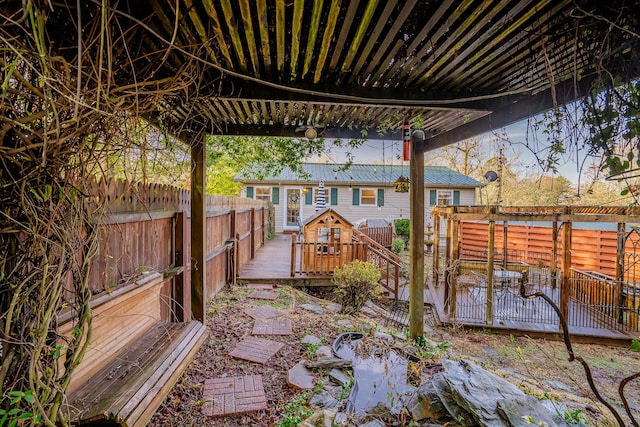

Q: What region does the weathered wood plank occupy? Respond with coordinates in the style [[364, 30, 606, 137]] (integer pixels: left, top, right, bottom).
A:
[[68, 321, 206, 426]]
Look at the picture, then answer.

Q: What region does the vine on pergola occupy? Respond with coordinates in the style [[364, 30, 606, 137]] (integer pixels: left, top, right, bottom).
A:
[[522, 4, 640, 197], [0, 2, 213, 425]]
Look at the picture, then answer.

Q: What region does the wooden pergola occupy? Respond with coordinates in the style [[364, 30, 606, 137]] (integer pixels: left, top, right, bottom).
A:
[[432, 205, 640, 335], [26, 0, 640, 336]]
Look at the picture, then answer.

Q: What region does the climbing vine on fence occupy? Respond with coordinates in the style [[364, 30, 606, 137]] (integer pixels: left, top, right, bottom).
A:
[[0, 2, 204, 425]]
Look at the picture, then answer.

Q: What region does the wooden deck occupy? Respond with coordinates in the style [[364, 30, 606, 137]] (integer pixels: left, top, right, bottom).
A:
[[237, 234, 332, 286], [426, 280, 637, 345]]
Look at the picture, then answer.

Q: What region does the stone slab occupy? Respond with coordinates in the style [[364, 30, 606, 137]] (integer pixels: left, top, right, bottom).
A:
[[248, 290, 280, 300], [244, 305, 285, 320], [229, 336, 285, 364], [252, 318, 293, 335], [246, 283, 274, 290], [203, 374, 267, 417]]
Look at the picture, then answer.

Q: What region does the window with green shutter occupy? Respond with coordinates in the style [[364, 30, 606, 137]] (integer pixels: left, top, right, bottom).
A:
[[453, 190, 460, 205], [246, 186, 254, 198], [271, 187, 280, 204], [430, 190, 437, 206], [305, 187, 313, 205], [377, 189, 384, 206], [352, 188, 360, 205], [330, 188, 338, 205]]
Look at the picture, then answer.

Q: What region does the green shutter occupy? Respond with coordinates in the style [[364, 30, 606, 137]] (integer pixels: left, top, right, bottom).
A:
[[352, 188, 360, 206], [429, 189, 437, 206], [305, 187, 313, 205], [377, 189, 384, 206], [453, 190, 460, 205], [246, 186, 254, 198], [272, 187, 280, 204], [330, 188, 338, 205]]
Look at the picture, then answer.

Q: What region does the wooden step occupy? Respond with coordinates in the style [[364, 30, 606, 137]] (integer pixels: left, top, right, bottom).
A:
[[67, 320, 207, 427]]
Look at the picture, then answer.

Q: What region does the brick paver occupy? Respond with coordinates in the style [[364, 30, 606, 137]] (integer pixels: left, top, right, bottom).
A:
[[248, 290, 279, 300], [244, 305, 285, 320], [229, 336, 284, 364], [203, 375, 267, 417], [252, 318, 293, 335]]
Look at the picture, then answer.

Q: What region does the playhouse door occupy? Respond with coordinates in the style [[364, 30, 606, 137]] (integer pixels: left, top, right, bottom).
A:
[[284, 188, 303, 230]]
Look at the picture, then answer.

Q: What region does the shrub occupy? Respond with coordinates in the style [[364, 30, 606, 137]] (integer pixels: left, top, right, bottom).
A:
[[391, 237, 405, 254], [394, 218, 410, 241], [332, 260, 381, 314]]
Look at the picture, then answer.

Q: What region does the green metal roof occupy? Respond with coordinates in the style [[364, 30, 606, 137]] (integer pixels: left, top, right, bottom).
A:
[[237, 163, 483, 188]]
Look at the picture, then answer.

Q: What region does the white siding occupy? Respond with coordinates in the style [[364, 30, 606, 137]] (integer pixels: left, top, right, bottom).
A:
[[266, 185, 477, 233]]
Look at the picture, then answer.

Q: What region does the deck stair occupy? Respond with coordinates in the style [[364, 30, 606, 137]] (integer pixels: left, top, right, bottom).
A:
[[352, 228, 404, 299]]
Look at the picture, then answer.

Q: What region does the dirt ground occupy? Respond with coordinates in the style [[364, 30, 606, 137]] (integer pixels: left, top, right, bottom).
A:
[[149, 284, 640, 427]]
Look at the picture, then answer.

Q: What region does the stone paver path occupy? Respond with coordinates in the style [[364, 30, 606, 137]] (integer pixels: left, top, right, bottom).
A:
[[244, 305, 285, 320], [252, 318, 293, 335], [229, 336, 285, 364], [206, 283, 294, 419], [248, 290, 280, 300], [203, 375, 267, 417]]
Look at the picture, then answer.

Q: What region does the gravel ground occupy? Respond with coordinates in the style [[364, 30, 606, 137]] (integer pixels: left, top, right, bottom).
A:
[[149, 284, 640, 427]]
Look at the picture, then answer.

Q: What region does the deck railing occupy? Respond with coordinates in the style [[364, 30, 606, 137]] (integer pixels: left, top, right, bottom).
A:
[[355, 224, 394, 248], [570, 269, 639, 331], [352, 229, 402, 298], [291, 240, 368, 276], [290, 233, 402, 299]]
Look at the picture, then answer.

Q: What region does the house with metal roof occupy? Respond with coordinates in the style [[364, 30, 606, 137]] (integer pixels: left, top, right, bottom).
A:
[[236, 163, 483, 233]]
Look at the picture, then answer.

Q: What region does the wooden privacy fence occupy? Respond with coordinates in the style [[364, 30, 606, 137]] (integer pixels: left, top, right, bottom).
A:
[[89, 178, 268, 319], [57, 178, 268, 425], [459, 221, 620, 275]]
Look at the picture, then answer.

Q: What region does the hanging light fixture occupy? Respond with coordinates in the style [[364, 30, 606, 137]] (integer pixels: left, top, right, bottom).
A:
[[304, 127, 318, 139]]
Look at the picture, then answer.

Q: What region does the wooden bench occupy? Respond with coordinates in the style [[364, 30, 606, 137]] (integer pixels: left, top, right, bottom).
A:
[[58, 272, 207, 427]]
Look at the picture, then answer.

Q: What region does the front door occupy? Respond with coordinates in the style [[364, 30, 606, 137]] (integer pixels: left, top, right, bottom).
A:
[[284, 188, 303, 230]]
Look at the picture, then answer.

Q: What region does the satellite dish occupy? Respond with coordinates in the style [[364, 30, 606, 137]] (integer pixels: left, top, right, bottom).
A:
[[484, 171, 498, 182]]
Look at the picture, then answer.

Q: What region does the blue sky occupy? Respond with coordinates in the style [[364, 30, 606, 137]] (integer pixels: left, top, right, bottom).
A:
[[311, 117, 596, 185]]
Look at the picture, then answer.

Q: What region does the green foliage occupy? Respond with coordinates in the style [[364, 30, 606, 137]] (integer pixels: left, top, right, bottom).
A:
[[631, 338, 640, 352], [562, 409, 587, 425], [391, 237, 405, 254], [338, 371, 355, 401], [332, 260, 381, 314], [411, 337, 451, 363], [394, 219, 410, 240], [303, 342, 319, 359], [0, 390, 41, 427], [276, 391, 313, 427]]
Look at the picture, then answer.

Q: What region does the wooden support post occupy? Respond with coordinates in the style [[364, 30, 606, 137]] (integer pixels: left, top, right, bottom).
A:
[[261, 207, 266, 244], [433, 213, 440, 286], [173, 212, 187, 322], [290, 233, 297, 277], [191, 137, 206, 324], [409, 130, 425, 339], [449, 218, 459, 318], [551, 220, 558, 285], [502, 220, 508, 268], [250, 208, 256, 259], [486, 217, 496, 325], [615, 223, 625, 324], [443, 214, 452, 311], [560, 210, 572, 324]]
